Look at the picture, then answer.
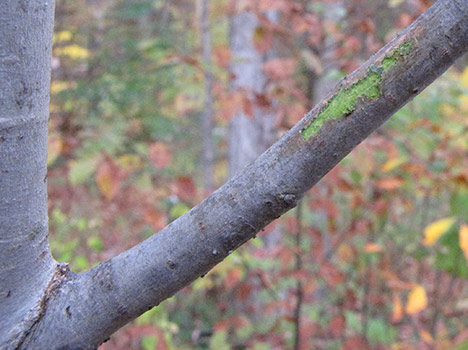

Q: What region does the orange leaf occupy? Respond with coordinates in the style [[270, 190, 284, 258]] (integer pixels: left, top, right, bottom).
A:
[[96, 161, 121, 201], [149, 142, 172, 169], [376, 177, 404, 190], [406, 285, 427, 315], [392, 295, 403, 323], [143, 207, 166, 231], [460, 224, 468, 261], [364, 243, 382, 253], [225, 268, 243, 289], [419, 329, 434, 344]]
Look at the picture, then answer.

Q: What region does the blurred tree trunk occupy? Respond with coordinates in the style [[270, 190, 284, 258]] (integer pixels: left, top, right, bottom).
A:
[[200, 0, 215, 192], [1, 1, 467, 348], [314, 1, 345, 104], [228, 5, 278, 179]]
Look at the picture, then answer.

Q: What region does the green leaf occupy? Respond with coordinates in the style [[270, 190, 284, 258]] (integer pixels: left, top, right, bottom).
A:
[[74, 255, 89, 271], [169, 203, 190, 219], [141, 336, 158, 350], [435, 225, 468, 278], [454, 339, 468, 350], [210, 331, 231, 350], [450, 189, 468, 220], [87, 236, 103, 252], [69, 157, 99, 185], [367, 318, 397, 345], [253, 343, 271, 350]]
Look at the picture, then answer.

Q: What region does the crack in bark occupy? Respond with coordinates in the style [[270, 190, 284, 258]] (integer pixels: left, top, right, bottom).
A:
[[15, 263, 71, 350]]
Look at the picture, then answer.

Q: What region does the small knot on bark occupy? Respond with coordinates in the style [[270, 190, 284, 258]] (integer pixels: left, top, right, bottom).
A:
[[277, 193, 297, 207]]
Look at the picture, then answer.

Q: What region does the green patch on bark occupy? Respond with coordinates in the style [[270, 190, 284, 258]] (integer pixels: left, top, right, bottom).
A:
[[301, 41, 413, 140]]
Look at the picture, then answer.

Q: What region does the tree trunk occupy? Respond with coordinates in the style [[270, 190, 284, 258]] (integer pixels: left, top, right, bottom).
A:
[[228, 6, 278, 178], [1, 0, 467, 348], [0, 1, 57, 349], [200, 0, 215, 192]]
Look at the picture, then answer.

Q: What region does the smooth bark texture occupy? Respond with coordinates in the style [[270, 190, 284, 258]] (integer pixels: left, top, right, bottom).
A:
[[228, 7, 278, 178], [0, 1, 57, 349], [2, 0, 468, 349]]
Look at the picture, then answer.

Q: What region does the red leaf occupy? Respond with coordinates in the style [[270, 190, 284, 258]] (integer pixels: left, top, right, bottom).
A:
[[343, 336, 370, 350], [241, 92, 254, 118], [149, 142, 172, 169], [219, 91, 243, 121], [236, 282, 252, 301], [225, 268, 243, 289], [143, 207, 167, 231], [320, 262, 345, 287], [172, 176, 197, 203], [328, 314, 346, 338], [213, 45, 231, 68], [263, 58, 296, 80]]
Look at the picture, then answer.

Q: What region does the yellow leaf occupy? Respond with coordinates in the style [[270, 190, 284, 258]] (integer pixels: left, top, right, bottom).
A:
[[423, 217, 456, 246], [53, 30, 72, 43], [388, 0, 405, 7], [54, 44, 89, 59], [392, 295, 403, 323], [382, 157, 405, 172], [439, 103, 456, 116], [460, 95, 468, 113], [50, 81, 73, 94], [460, 224, 468, 261], [461, 67, 468, 88], [116, 154, 142, 171], [406, 285, 427, 315]]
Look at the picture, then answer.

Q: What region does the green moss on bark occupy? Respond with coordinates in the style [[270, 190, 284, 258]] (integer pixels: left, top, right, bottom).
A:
[[301, 41, 413, 140]]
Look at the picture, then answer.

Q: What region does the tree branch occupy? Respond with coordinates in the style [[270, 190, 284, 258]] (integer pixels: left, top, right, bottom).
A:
[[17, 0, 468, 348]]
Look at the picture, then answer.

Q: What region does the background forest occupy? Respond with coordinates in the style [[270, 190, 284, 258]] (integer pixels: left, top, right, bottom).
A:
[[48, 0, 468, 349]]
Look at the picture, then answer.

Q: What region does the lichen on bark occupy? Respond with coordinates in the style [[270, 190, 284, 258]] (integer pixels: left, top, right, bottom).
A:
[[301, 40, 413, 140]]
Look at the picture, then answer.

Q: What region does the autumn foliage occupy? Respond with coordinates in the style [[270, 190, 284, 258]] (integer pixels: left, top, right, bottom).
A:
[[48, 0, 468, 349]]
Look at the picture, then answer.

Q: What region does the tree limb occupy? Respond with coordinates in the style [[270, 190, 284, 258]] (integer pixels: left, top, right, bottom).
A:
[[14, 0, 468, 348]]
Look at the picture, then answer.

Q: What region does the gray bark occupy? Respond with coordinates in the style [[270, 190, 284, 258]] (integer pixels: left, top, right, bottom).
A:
[[228, 8, 278, 178], [1, 0, 467, 348], [0, 1, 57, 349]]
